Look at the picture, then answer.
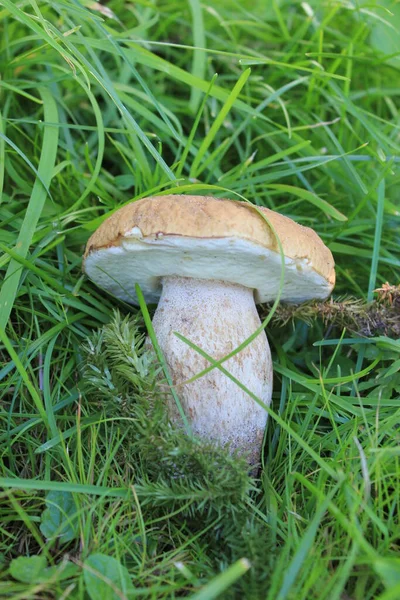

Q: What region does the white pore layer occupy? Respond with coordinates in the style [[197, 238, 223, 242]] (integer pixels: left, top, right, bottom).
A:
[[84, 235, 332, 305], [151, 276, 273, 464]]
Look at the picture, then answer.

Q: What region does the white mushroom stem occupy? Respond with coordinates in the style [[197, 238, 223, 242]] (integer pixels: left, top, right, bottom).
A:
[[151, 276, 273, 465]]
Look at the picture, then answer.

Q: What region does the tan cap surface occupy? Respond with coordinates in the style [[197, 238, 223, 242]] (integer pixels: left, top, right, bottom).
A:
[[83, 195, 335, 304]]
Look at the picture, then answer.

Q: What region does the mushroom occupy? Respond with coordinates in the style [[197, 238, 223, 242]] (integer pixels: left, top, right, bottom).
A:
[[83, 195, 335, 465]]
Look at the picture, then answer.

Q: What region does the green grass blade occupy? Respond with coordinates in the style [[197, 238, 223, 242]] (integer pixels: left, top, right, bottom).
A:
[[0, 326, 48, 425], [368, 179, 386, 301], [321, 120, 368, 195], [277, 487, 338, 599], [190, 68, 251, 178], [267, 184, 347, 221], [176, 74, 218, 179], [65, 81, 105, 213], [0, 87, 59, 330], [0, 477, 130, 498], [188, 0, 206, 114], [42, 334, 61, 440], [189, 559, 250, 600]]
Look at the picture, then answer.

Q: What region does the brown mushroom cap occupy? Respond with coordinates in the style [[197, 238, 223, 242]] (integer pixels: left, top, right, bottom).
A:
[[83, 194, 335, 305]]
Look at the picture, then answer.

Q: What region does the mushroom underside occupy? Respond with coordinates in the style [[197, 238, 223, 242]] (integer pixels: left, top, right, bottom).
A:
[[84, 235, 333, 305]]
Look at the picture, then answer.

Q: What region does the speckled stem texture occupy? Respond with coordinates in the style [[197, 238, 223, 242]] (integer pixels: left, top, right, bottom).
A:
[[151, 276, 273, 465]]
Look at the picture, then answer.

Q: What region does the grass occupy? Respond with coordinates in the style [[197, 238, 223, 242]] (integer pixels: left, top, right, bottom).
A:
[[0, 0, 400, 598]]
